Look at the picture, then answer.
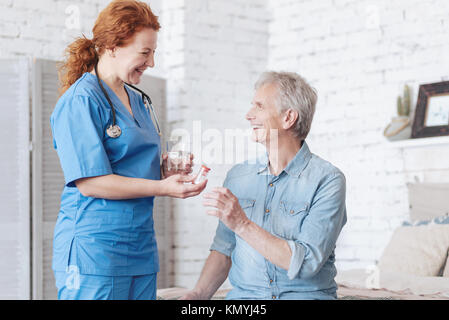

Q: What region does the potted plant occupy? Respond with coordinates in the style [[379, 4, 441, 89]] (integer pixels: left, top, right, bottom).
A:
[[383, 85, 412, 141]]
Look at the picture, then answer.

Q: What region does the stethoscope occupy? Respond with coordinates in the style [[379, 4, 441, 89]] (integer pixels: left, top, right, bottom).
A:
[[94, 63, 162, 138]]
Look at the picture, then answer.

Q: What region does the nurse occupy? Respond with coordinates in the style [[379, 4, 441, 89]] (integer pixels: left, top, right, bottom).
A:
[[51, 0, 207, 300]]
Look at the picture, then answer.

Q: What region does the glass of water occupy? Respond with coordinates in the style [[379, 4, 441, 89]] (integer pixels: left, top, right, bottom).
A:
[[166, 140, 192, 173]]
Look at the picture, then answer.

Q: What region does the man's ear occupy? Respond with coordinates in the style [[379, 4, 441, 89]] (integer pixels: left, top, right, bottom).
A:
[[282, 109, 299, 130]]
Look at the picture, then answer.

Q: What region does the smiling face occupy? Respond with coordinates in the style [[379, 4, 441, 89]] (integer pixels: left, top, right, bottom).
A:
[[112, 27, 158, 85], [246, 83, 285, 145]]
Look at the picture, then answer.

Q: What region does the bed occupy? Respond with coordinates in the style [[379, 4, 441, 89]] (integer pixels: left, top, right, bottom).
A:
[[335, 182, 449, 300], [157, 278, 449, 300], [335, 269, 449, 300]]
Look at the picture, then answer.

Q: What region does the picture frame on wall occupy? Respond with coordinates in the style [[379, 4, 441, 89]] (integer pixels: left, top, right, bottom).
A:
[[412, 81, 449, 138]]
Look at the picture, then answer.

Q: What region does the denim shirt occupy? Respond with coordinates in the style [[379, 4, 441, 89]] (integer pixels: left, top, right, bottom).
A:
[[210, 142, 347, 300]]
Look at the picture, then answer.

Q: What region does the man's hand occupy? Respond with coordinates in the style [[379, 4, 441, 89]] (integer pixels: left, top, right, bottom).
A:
[[204, 188, 292, 272], [203, 187, 250, 234], [179, 290, 204, 300]]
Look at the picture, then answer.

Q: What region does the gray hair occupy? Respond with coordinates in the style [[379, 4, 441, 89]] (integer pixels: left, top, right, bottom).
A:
[[255, 71, 317, 141]]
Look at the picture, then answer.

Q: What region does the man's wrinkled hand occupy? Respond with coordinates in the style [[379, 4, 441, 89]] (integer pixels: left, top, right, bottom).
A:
[[203, 187, 250, 233]]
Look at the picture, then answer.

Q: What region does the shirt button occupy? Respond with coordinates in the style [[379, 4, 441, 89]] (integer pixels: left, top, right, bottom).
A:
[[265, 209, 270, 213], [290, 210, 295, 214], [272, 295, 276, 299], [269, 183, 273, 187], [269, 279, 273, 284]]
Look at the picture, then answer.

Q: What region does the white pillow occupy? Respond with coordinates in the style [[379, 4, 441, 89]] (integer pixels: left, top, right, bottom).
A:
[[378, 218, 449, 277]]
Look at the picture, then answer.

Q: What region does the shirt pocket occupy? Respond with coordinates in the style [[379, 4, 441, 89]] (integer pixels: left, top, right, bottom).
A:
[[238, 198, 256, 220], [76, 209, 138, 241], [271, 200, 309, 240], [104, 125, 161, 177], [104, 126, 139, 162]]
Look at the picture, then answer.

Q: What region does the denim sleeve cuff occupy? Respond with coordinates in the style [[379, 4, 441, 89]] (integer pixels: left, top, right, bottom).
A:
[[209, 242, 233, 257], [287, 240, 306, 280], [209, 220, 236, 258]]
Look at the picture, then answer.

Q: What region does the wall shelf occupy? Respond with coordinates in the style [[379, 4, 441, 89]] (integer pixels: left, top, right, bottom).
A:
[[388, 135, 449, 149]]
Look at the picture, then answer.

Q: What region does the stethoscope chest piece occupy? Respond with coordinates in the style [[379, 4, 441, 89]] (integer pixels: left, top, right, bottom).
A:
[[106, 124, 122, 138], [94, 63, 158, 139]]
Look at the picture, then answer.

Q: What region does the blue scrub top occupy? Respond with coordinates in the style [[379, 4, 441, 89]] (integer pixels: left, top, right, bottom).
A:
[[50, 72, 161, 276]]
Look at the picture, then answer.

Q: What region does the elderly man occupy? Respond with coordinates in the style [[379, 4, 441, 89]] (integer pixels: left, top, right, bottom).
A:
[[182, 71, 347, 300]]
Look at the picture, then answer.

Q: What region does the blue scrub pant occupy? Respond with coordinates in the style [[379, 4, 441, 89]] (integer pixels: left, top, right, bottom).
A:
[[55, 270, 157, 300]]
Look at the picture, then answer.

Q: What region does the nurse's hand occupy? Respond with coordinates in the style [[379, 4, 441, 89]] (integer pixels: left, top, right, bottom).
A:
[[160, 173, 207, 199], [161, 153, 194, 178]]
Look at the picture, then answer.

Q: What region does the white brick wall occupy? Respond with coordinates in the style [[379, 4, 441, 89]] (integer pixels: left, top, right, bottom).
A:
[[3, 0, 449, 293], [268, 0, 449, 271], [0, 0, 113, 60]]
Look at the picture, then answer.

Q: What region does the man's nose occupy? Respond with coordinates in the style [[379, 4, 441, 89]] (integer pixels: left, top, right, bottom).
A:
[[246, 107, 255, 121]]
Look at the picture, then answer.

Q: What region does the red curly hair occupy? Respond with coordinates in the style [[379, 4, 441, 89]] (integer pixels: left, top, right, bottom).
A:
[[58, 0, 161, 95]]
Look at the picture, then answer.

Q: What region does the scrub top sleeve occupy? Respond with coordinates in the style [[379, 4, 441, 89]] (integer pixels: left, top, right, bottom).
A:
[[51, 95, 113, 187]]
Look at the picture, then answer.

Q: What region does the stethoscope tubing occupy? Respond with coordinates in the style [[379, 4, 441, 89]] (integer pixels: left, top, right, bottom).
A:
[[125, 82, 162, 135], [94, 63, 162, 138]]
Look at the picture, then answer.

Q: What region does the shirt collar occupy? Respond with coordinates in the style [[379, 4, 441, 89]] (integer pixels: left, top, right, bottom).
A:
[[257, 141, 312, 178]]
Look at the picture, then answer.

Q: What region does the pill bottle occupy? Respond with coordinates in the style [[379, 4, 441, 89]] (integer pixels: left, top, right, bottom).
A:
[[194, 165, 211, 184]]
